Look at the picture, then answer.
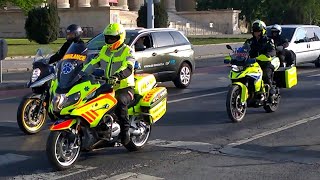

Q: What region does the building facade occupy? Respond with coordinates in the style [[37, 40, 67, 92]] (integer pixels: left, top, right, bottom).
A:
[[0, 0, 242, 38], [54, 0, 196, 12]]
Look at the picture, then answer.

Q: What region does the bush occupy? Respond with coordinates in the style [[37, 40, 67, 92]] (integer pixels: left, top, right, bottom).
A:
[[137, 2, 168, 28], [25, 3, 59, 44]]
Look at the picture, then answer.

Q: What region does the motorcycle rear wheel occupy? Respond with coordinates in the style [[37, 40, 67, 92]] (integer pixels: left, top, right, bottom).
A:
[[17, 98, 47, 135], [226, 85, 247, 123], [264, 93, 281, 113], [124, 121, 151, 152]]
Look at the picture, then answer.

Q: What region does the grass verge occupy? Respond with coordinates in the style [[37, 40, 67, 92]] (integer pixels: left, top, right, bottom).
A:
[[4, 37, 246, 57]]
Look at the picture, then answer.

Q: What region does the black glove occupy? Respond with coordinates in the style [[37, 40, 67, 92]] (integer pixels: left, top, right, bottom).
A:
[[107, 76, 119, 85]]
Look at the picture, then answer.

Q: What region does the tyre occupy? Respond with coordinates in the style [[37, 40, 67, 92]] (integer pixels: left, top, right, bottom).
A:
[[17, 98, 47, 135], [315, 57, 320, 68], [124, 121, 151, 152], [46, 131, 81, 171], [173, 62, 192, 89], [264, 93, 281, 113], [226, 85, 247, 123]]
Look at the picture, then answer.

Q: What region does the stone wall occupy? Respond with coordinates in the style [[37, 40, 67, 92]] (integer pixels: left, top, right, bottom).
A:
[[0, 10, 27, 38], [0, 6, 123, 38], [175, 10, 241, 34]]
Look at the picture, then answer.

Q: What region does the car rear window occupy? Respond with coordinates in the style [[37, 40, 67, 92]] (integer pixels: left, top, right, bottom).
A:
[[87, 32, 138, 50], [169, 31, 189, 45], [152, 32, 175, 48]]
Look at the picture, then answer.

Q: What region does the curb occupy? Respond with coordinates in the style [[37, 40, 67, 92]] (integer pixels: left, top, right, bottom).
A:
[[2, 68, 32, 73], [193, 42, 243, 47], [0, 82, 27, 91], [4, 56, 35, 60], [196, 54, 227, 60]]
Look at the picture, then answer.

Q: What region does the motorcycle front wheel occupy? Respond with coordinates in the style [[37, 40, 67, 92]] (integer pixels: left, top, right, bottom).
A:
[[46, 131, 81, 171], [17, 98, 47, 135], [226, 85, 247, 123]]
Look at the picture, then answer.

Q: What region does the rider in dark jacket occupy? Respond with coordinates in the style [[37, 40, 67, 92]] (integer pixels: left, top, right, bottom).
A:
[[244, 20, 277, 99], [49, 24, 85, 64], [269, 24, 295, 66]]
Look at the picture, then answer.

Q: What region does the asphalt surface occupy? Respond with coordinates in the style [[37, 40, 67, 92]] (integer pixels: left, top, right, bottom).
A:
[[1, 57, 320, 180]]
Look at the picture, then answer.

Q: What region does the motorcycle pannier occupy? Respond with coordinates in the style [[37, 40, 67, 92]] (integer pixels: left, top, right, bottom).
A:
[[140, 87, 167, 124], [274, 66, 297, 88]]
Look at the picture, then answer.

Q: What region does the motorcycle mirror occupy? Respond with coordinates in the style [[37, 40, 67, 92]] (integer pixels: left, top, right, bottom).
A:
[[0, 39, 8, 60], [226, 45, 232, 50]]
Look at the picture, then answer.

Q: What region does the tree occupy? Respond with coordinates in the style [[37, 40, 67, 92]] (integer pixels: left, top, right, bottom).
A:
[[195, 0, 320, 26], [0, 0, 44, 13], [137, 2, 168, 28], [24, 3, 59, 44]]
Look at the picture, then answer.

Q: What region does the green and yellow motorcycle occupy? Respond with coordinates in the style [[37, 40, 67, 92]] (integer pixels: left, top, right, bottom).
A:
[[224, 44, 297, 122], [46, 43, 167, 170]]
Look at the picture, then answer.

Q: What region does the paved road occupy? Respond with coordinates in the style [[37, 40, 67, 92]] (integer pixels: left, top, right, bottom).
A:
[[0, 58, 320, 180]]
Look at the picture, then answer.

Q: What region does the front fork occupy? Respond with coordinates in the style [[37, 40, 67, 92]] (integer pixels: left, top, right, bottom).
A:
[[31, 91, 48, 120]]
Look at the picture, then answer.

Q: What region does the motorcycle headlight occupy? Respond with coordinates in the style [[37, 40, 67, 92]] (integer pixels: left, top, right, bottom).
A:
[[52, 93, 66, 112], [31, 68, 41, 82], [64, 92, 81, 108], [52, 92, 80, 112], [231, 65, 244, 72]]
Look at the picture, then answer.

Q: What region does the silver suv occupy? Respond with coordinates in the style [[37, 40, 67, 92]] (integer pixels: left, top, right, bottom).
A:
[[87, 28, 195, 88]]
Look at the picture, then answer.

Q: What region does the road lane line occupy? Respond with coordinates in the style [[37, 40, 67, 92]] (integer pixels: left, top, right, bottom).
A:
[[299, 69, 318, 75], [148, 139, 217, 153], [168, 91, 227, 104], [11, 165, 97, 180], [0, 97, 19, 101], [105, 172, 164, 180], [307, 73, 320, 77], [227, 113, 320, 147]]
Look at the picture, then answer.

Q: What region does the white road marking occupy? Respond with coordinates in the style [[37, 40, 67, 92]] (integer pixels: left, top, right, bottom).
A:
[[11, 165, 97, 180], [104, 172, 164, 180], [0, 97, 19, 101], [299, 69, 318, 75], [168, 91, 227, 103], [0, 153, 30, 166], [307, 73, 320, 77], [148, 139, 217, 153], [227, 113, 320, 147]]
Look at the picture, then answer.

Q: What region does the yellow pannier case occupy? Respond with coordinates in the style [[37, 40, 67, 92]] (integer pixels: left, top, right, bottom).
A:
[[274, 66, 298, 88]]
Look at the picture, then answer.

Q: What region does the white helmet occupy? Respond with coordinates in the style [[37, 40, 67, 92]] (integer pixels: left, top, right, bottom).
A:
[[271, 24, 282, 35]]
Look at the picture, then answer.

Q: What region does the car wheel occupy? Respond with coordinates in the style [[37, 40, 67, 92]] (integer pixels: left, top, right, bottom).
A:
[[173, 62, 192, 88], [315, 57, 320, 68]]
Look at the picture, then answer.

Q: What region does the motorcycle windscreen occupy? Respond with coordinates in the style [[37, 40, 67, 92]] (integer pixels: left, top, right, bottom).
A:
[[57, 42, 88, 89]]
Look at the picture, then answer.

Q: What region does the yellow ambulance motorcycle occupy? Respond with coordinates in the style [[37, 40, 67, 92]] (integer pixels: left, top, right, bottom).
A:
[[46, 43, 167, 170], [224, 44, 297, 122]]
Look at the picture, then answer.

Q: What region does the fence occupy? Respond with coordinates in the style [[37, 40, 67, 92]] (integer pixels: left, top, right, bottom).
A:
[[119, 20, 232, 36], [57, 21, 237, 38], [168, 21, 232, 36]]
